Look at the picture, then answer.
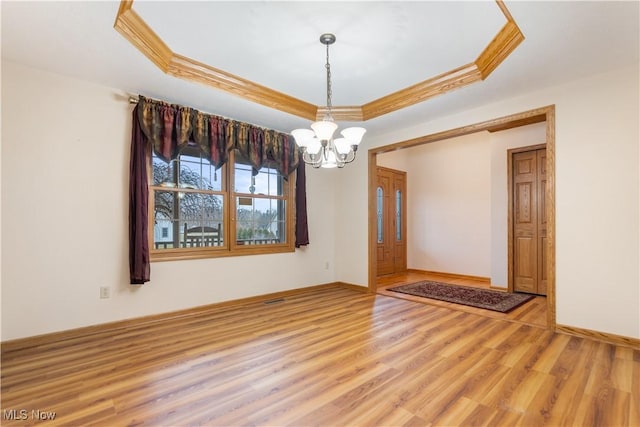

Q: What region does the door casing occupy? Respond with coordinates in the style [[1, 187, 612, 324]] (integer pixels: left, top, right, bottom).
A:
[[368, 105, 556, 328]]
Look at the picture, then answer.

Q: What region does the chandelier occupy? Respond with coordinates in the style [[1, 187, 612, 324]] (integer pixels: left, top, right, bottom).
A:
[[291, 33, 366, 169]]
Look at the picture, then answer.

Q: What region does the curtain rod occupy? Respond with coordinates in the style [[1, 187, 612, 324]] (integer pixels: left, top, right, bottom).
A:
[[126, 94, 292, 135]]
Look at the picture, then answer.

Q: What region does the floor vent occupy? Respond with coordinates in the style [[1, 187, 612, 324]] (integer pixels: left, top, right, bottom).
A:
[[263, 298, 285, 305]]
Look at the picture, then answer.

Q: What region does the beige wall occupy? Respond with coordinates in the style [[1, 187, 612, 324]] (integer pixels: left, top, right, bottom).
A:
[[0, 61, 338, 340], [340, 64, 640, 338], [376, 149, 409, 172], [2, 61, 639, 341], [388, 133, 492, 278]]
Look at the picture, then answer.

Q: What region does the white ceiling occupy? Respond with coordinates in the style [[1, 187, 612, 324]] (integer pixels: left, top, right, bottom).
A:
[[2, 1, 639, 137]]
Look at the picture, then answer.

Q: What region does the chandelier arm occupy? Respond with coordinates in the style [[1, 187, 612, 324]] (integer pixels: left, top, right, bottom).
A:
[[336, 151, 346, 168], [338, 149, 357, 165], [302, 150, 323, 168]]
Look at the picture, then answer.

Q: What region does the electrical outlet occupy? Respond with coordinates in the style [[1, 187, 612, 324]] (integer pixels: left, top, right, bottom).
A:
[[324, 261, 330, 270], [100, 286, 110, 299]]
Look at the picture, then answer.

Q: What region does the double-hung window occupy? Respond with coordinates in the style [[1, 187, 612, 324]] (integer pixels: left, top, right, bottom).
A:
[[150, 146, 295, 261]]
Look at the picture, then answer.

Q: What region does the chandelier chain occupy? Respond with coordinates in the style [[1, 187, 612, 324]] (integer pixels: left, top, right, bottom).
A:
[[325, 42, 333, 119]]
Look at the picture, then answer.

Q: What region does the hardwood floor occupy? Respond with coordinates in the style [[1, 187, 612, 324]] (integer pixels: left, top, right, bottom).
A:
[[2, 286, 637, 426], [376, 270, 548, 328]]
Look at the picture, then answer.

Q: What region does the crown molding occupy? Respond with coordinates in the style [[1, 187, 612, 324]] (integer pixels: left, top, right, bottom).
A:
[[114, 1, 523, 123]]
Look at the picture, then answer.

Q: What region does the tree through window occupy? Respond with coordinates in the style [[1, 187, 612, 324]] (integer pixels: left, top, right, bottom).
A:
[[150, 145, 295, 260]]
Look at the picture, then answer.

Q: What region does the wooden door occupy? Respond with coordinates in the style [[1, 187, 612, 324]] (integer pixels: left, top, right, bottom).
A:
[[393, 172, 407, 273], [376, 169, 394, 275], [512, 148, 547, 295], [536, 149, 547, 295], [376, 167, 406, 276]]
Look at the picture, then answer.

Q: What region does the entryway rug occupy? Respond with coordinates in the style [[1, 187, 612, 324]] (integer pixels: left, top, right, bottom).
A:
[[388, 281, 534, 313]]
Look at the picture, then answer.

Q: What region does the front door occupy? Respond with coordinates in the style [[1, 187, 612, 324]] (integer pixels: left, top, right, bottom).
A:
[[376, 167, 407, 276]]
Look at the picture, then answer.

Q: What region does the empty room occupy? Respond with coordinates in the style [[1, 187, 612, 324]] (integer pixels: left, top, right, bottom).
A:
[[1, 1, 639, 426]]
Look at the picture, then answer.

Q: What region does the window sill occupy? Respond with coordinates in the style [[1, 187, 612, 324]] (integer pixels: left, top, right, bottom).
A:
[[150, 244, 295, 262]]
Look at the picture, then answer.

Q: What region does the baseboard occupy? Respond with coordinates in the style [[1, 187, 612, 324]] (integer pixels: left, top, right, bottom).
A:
[[489, 285, 508, 292], [336, 282, 370, 293], [556, 324, 639, 349], [1, 282, 353, 353], [407, 269, 491, 284]]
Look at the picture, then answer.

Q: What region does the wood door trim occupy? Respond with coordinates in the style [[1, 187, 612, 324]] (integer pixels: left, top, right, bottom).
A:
[[376, 165, 405, 174], [407, 269, 491, 284], [508, 143, 546, 155], [507, 144, 546, 293], [368, 105, 556, 329]]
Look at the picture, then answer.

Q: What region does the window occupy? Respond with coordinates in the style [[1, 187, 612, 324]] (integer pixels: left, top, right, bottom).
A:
[[150, 146, 295, 261], [234, 151, 287, 246]]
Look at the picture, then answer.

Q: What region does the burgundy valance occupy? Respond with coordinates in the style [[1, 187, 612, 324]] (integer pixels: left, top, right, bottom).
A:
[[129, 97, 309, 285], [137, 95, 298, 177]]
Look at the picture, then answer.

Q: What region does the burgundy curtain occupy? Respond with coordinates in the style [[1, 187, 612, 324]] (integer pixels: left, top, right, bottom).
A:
[[295, 156, 309, 247], [128, 95, 309, 284], [129, 105, 150, 284]]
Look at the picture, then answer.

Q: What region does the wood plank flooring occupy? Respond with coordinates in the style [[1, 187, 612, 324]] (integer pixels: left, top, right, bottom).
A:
[[2, 286, 637, 426]]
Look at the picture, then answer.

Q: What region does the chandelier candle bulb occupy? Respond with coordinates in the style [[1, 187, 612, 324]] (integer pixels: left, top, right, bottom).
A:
[[340, 127, 366, 146], [291, 129, 314, 148], [291, 33, 366, 169], [306, 139, 322, 155], [333, 138, 351, 155], [311, 120, 338, 141]]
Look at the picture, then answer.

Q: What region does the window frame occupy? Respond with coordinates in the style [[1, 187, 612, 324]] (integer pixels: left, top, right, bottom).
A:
[[148, 146, 296, 262]]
